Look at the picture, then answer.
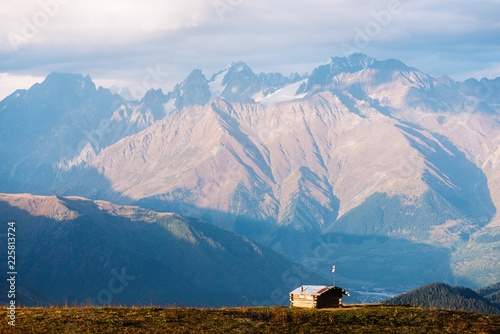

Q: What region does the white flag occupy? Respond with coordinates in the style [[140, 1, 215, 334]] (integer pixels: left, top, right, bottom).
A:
[[332, 265, 335, 273]]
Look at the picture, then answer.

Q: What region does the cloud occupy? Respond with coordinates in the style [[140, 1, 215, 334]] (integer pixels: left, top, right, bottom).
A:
[[0, 0, 499, 96], [0, 73, 45, 100], [1, 0, 214, 51], [455, 62, 500, 81]]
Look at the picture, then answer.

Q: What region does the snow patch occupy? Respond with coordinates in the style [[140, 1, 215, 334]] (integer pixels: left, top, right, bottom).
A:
[[322, 58, 334, 66], [254, 80, 307, 107], [163, 98, 177, 115], [208, 69, 229, 98]]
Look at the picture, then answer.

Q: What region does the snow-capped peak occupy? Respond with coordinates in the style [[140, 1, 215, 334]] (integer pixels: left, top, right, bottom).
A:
[[208, 68, 230, 98]]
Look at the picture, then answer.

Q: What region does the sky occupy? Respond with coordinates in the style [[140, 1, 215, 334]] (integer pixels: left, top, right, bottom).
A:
[[1, 0, 499, 100]]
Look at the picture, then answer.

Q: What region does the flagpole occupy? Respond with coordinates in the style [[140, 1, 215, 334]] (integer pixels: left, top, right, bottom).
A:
[[332, 265, 336, 287]]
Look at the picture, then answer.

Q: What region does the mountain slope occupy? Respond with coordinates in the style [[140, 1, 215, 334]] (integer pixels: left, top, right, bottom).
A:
[[476, 281, 500, 308], [0, 193, 323, 307], [385, 282, 500, 316], [0, 73, 172, 194]]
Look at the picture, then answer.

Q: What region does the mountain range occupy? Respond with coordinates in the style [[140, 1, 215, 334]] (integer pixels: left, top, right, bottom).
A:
[[1, 53, 499, 302]]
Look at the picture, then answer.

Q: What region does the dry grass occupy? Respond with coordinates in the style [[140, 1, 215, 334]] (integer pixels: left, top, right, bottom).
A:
[[1, 304, 499, 333]]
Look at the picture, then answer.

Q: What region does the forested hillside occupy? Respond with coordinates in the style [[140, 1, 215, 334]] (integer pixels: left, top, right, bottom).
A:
[[385, 282, 500, 316]]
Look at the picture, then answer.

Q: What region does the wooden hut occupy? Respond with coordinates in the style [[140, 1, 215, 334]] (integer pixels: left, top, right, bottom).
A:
[[289, 285, 350, 309]]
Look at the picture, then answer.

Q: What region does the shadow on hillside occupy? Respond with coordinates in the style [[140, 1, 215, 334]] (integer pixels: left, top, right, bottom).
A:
[[0, 198, 198, 307], [333, 89, 367, 118], [211, 101, 276, 183], [0, 197, 321, 308], [134, 197, 276, 244], [52, 166, 135, 205], [135, 196, 333, 260], [133, 195, 475, 300], [0, 164, 133, 207], [396, 123, 496, 223]]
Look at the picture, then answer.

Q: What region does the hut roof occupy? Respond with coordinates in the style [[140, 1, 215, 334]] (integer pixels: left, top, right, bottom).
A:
[[290, 285, 350, 296]]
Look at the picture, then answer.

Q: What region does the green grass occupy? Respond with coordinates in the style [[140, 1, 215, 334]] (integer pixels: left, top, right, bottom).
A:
[[1, 304, 499, 333]]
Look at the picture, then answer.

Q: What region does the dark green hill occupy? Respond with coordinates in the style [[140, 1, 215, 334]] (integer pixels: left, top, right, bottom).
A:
[[384, 282, 500, 315], [476, 281, 500, 308], [0, 193, 324, 307]]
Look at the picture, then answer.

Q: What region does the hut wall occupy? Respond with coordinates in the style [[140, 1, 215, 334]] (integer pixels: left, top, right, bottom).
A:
[[290, 294, 316, 308]]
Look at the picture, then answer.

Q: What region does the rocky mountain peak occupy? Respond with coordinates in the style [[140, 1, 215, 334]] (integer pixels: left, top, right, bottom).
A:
[[141, 88, 166, 104], [41, 72, 97, 95], [172, 69, 211, 109], [328, 53, 376, 71], [222, 61, 256, 83]]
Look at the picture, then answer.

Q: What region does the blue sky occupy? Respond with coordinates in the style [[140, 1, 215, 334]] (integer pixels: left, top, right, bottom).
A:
[[1, 0, 499, 100]]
